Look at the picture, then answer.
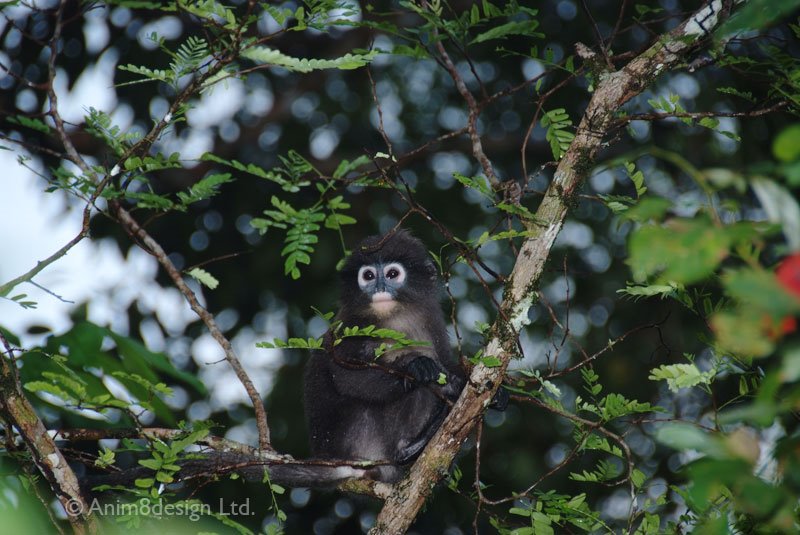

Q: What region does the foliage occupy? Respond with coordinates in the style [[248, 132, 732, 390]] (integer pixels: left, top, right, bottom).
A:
[[0, 0, 799, 533], [540, 108, 575, 160]]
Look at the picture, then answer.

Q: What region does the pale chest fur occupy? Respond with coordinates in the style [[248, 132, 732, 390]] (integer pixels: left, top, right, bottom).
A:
[[379, 306, 437, 362]]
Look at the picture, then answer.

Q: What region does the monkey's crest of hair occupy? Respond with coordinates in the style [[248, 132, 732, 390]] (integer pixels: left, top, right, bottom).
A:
[[342, 230, 438, 284]]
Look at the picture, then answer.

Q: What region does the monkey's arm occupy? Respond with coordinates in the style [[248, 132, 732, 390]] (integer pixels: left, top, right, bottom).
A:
[[326, 335, 446, 402]]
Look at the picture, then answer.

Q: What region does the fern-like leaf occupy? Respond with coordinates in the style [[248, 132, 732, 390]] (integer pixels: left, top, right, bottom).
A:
[[242, 47, 379, 73]]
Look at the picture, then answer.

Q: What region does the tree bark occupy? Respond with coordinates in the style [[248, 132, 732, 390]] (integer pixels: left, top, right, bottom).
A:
[[0, 336, 98, 534]]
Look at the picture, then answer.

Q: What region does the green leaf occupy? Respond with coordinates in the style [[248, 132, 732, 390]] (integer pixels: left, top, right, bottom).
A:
[[253, 196, 328, 279], [118, 64, 173, 85], [716, 86, 755, 102], [541, 379, 561, 398], [780, 345, 800, 383], [751, 177, 800, 251], [453, 172, 493, 198], [773, 124, 800, 163], [474, 228, 538, 246], [631, 469, 647, 489], [716, 0, 800, 36], [199, 153, 299, 190], [7, 293, 37, 309], [495, 202, 537, 221], [623, 161, 647, 197], [621, 197, 672, 222], [471, 20, 543, 44], [599, 194, 635, 213], [655, 423, 727, 457], [649, 363, 714, 392], [333, 155, 371, 178], [177, 173, 233, 206], [156, 472, 174, 483], [627, 218, 731, 284], [138, 459, 162, 471], [634, 4, 663, 15], [110, 331, 207, 395], [712, 309, 775, 357], [126, 191, 175, 211], [618, 282, 681, 300], [541, 108, 574, 159], [257, 337, 324, 349], [24, 381, 76, 403], [178, 0, 238, 30], [324, 212, 357, 230], [187, 267, 220, 290], [480, 356, 502, 367], [95, 447, 116, 468], [723, 268, 800, 319], [242, 47, 379, 73], [7, 115, 52, 134]]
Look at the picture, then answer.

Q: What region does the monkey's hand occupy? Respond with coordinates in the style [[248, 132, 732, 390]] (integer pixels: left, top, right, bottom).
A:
[[403, 355, 444, 392], [490, 384, 509, 411]]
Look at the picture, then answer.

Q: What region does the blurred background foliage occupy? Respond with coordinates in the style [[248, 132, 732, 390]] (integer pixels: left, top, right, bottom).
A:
[[1, 0, 800, 533]]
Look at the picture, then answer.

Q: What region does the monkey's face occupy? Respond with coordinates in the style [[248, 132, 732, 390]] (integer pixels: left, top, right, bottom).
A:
[[339, 230, 440, 320], [357, 262, 407, 316]]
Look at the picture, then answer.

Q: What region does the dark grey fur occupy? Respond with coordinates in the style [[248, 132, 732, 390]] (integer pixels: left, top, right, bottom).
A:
[[304, 230, 465, 482]]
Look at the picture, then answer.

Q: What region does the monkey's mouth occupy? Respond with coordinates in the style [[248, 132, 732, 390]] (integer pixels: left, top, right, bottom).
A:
[[371, 292, 396, 314]]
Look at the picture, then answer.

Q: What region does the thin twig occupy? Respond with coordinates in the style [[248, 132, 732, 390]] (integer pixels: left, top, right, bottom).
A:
[[112, 204, 273, 450], [618, 101, 789, 123], [433, 40, 498, 186], [579, 0, 614, 68]]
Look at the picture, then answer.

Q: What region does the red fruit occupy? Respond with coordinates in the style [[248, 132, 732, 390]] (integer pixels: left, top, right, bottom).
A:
[[777, 253, 800, 299], [762, 314, 797, 340], [766, 254, 800, 340], [780, 316, 798, 335]]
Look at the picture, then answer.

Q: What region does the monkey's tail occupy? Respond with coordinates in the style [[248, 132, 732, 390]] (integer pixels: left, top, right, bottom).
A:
[[268, 464, 370, 487], [82, 451, 374, 493]]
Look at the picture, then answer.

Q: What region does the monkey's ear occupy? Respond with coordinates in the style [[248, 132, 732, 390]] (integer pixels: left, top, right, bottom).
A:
[[424, 251, 441, 279], [418, 257, 436, 280]]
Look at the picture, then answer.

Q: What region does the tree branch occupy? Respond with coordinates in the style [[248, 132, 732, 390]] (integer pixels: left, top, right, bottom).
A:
[[55, 427, 392, 498], [618, 100, 789, 123], [433, 40, 498, 186], [22, 3, 271, 451], [370, 1, 734, 532], [0, 333, 98, 533], [111, 203, 273, 450]]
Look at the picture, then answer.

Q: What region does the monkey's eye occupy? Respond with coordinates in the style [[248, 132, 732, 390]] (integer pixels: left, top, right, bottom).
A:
[[383, 263, 406, 284], [357, 266, 377, 288]]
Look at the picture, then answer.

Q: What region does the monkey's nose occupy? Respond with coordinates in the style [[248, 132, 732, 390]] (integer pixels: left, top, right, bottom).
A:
[[372, 292, 393, 302]]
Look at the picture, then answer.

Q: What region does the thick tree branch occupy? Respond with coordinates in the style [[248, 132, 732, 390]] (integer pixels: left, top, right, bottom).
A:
[[0, 333, 98, 533], [56, 427, 391, 498], [370, 2, 735, 532]]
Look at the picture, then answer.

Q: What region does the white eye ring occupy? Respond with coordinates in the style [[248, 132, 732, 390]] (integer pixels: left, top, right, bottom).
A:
[[358, 266, 377, 288], [383, 263, 406, 284]]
